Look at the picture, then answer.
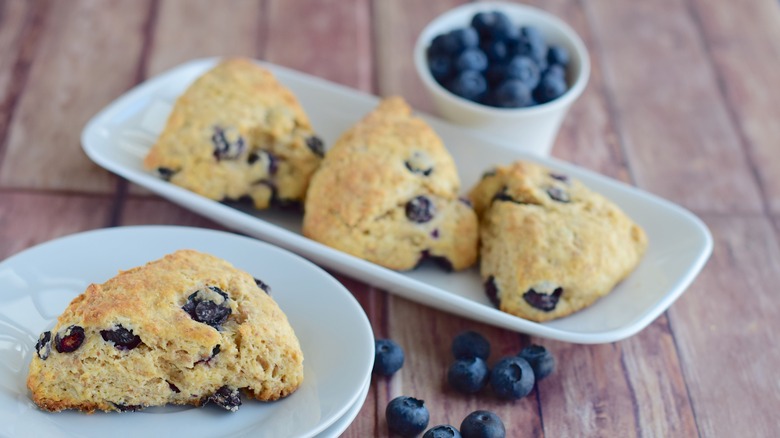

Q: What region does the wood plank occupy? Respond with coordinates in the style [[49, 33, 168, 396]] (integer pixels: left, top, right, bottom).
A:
[[0, 0, 151, 193], [0, 0, 44, 153], [687, 0, 780, 213], [584, 0, 763, 214], [669, 215, 780, 436], [519, 0, 629, 181], [265, 0, 373, 91], [373, 0, 468, 112], [146, 0, 264, 77], [0, 191, 112, 258], [118, 196, 225, 229]]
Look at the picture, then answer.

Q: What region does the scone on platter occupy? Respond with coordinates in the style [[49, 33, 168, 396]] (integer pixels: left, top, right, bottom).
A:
[[144, 58, 324, 209], [27, 250, 303, 413], [469, 161, 647, 322], [303, 97, 478, 271]]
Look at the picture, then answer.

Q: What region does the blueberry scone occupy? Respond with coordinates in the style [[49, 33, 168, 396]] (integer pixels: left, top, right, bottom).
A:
[[27, 250, 304, 413], [303, 97, 478, 271], [469, 161, 647, 322], [143, 58, 324, 209]]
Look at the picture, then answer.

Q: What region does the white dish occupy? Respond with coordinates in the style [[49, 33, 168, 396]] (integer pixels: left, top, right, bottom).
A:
[[82, 57, 713, 344], [317, 374, 370, 438], [0, 226, 374, 438]]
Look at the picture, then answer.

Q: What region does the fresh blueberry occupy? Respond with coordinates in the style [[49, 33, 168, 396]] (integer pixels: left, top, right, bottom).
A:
[[544, 64, 566, 79], [547, 45, 570, 67], [473, 11, 517, 42], [546, 186, 570, 203], [406, 196, 435, 223], [424, 425, 462, 438], [523, 284, 563, 311], [306, 136, 325, 157], [484, 64, 507, 87], [35, 331, 51, 360], [374, 339, 405, 376], [452, 330, 490, 360], [448, 70, 488, 102], [448, 357, 490, 394], [429, 32, 461, 57], [504, 56, 540, 89], [534, 73, 568, 103], [211, 126, 245, 160], [100, 324, 142, 351], [516, 28, 547, 68], [484, 276, 500, 308], [386, 396, 430, 437], [460, 410, 506, 438], [254, 277, 271, 294], [455, 49, 488, 73], [55, 325, 85, 353], [490, 356, 535, 400], [493, 80, 534, 108], [520, 26, 545, 45], [429, 54, 453, 85], [480, 40, 511, 64], [449, 27, 480, 52], [182, 286, 232, 329], [206, 386, 242, 412], [519, 344, 556, 381]]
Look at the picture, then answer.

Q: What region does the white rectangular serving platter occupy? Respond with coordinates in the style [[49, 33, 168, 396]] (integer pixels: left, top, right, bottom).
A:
[[82, 57, 712, 344]]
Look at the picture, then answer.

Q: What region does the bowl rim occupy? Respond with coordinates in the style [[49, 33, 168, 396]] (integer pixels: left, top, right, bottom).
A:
[[413, 1, 591, 117]]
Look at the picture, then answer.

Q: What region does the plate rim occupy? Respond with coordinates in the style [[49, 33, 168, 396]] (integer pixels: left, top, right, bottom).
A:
[[81, 57, 714, 344], [0, 225, 375, 438]]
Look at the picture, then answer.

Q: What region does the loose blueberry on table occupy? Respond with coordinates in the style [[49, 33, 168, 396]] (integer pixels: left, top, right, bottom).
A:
[[386, 396, 430, 437], [427, 10, 570, 108], [490, 356, 535, 400], [374, 338, 405, 376], [424, 424, 463, 438], [447, 357, 490, 394], [451, 330, 491, 360], [519, 344, 556, 380], [460, 410, 506, 438]]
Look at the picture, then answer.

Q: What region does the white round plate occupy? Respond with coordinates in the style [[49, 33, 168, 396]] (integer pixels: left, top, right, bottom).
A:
[[317, 373, 370, 438], [0, 226, 374, 438]]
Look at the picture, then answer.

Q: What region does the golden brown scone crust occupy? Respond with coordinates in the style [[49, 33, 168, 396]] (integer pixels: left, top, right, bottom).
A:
[[144, 58, 323, 209], [303, 97, 478, 271], [27, 250, 303, 413], [469, 161, 647, 322]]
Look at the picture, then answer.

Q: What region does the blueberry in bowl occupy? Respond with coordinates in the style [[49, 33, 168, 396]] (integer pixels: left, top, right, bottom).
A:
[[414, 2, 590, 155]]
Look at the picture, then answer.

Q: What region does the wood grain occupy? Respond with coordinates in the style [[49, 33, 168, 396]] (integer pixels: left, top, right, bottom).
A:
[[584, 0, 763, 214], [146, 0, 264, 77], [373, 0, 468, 112], [669, 215, 780, 436], [118, 197, 225, 229], [520, 0, 630, 181], [265, 0, 373, 92], [687, 0, 780, 213], [0, 191, 112, 258], [0, 0, 151, 193]]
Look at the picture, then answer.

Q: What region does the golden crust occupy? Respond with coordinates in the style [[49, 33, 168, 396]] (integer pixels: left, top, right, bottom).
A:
[[144, 58, 323, 208], [469, 161, 647, 322], [27, 250, 303, 413], [303, 97, 478, 271]]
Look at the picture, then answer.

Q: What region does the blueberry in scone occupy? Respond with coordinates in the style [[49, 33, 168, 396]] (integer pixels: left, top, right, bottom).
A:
[[303, 97, 478, 271], [26, 250, 303, 413], [144, 58, 324, 209], [469, 160, 647, 322]]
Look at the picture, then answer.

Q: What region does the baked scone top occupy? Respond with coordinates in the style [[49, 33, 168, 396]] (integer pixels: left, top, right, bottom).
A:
[[469, 161, 648, 322], [144, 58, 323, 208], [303, 97, 478, 271], [27, 250, 303, 412]]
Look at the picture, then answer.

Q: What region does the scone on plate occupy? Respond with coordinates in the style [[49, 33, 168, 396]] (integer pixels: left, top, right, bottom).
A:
[[27, 250, 303, 413], [303, 97, 478, 271], [144, 58, 324, 209], [469, 161, 647, 322]]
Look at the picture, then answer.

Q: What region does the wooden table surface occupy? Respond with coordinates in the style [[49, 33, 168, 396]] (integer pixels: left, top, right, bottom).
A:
[[2, 0, 779, 436]]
